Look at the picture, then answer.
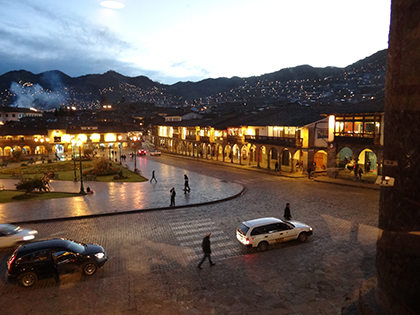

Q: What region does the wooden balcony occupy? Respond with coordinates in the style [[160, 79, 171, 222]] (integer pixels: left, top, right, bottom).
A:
[[245, 135, 302, 147], [333, 135, 376, 146], [226, 135, 244, 144]]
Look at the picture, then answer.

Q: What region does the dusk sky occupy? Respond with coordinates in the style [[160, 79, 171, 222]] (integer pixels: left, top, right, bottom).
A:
[[0, 0, 391, 85]]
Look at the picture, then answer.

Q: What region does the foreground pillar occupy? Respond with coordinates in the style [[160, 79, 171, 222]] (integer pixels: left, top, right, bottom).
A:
[[361, 1, 420, 314]]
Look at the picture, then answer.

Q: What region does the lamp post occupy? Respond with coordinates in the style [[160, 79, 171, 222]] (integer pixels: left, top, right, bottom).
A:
[[77, 141, 85, 194], [119, 143, 122, 165], [71, 140, 77, 181]]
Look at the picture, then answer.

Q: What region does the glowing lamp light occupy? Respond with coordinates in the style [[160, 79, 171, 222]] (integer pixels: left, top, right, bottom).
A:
[[100, 1, 125, 9]]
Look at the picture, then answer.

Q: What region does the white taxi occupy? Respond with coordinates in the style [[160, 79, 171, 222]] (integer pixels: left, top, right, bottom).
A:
[[236, 217, 313, 251], [0, 224, 38, 248]]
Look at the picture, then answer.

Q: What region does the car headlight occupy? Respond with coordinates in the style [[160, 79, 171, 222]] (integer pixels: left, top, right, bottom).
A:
[[95, 252, 105, 259], [29, 230, 38, 235], [309, 227, 313, 231], [23, 235, 35, 241]]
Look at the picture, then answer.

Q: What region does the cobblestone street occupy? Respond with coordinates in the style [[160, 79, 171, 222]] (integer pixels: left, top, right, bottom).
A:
[[0, 155, 380, 315]]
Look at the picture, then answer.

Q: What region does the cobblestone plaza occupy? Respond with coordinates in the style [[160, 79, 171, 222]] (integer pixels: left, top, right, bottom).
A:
[[0, 155, 380, 315]]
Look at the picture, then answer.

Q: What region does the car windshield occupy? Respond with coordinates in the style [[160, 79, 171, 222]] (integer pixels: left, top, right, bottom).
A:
[[285, 222, 295, 229], [65, 240, 86, 253], [238, 224, 249, 235]]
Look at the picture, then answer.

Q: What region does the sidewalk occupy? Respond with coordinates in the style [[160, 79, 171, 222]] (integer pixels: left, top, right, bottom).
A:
[[162, 151, 381, 190]]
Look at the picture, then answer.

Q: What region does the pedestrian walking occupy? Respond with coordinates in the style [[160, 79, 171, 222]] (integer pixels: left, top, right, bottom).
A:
[[358, 167, 363, 181], [150, 170, 157, 183], [197, 233, 215, 269], [275, 161, 279, 172], [307, 166, 312, 179], [170, 187, 176, 206], [283, 203, 292, 220], [184, 174, 191, 194]]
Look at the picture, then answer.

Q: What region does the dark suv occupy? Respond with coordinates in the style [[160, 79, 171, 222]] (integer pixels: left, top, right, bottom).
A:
[[7, 238, 108, 287]]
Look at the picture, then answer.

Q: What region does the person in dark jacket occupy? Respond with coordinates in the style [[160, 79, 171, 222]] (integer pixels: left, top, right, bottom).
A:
[[283, 203, 292, 220], [184, 174, 191, 194], [197, 233, 216, 269], [170, 187, 176, 206]]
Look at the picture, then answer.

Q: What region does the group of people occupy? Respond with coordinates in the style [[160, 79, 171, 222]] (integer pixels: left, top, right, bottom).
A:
[[149, 170, 191, 207]]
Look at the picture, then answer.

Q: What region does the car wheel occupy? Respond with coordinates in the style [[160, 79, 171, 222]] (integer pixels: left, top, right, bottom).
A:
[[19, 272, 38, 287], [82, 261, 98, 276], [298, 232, 308, 242], [258, 241, 269, 252]]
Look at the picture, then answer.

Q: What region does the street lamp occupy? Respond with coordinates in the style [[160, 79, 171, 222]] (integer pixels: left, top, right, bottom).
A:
[[77, 140, 85, 194], [71, 139, 77, 181], [118, 136, 122, 165]]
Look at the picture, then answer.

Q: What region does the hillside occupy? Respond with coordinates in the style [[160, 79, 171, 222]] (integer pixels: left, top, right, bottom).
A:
[[0, 49, 387, 109]]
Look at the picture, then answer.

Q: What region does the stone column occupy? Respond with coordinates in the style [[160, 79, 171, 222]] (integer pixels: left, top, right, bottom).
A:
[[370, 1, 420, 314]]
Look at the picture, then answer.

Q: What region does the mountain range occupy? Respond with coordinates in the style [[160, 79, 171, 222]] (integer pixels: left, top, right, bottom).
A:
[[0, 49, 387, 109]]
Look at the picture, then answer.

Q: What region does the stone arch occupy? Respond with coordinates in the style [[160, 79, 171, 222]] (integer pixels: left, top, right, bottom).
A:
[[240, 143, 250, 165], [224, 145, 232, 162], [293, 150, 303, 173], [35, 145, 48, 155], [314, 150, 328, 171], [357, 148, 379, 176], [336, 146, 354, 168], [205, 144, 212, 159], [232, 144, 240, 164], [4, 146, 12, 156]]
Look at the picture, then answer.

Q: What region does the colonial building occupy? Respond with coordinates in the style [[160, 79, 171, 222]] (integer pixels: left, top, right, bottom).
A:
[[153, 104, 329, 173], [325, 98, 384, 179]]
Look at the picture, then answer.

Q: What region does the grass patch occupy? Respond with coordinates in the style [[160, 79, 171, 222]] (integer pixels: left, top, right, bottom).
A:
[[0, 160, 147, 182], [0, 190, 81, 203]]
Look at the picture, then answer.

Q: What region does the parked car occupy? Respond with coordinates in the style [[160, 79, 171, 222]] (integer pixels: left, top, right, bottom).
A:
[[150, 150, 161, 156], [7, 238, 108, 287], [137, 149, 147, 156], [236, 217, 313, 251], [0, 224, 38, 248]]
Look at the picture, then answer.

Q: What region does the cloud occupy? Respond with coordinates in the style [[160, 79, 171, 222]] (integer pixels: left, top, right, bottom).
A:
[[0, 2, 142, 78]]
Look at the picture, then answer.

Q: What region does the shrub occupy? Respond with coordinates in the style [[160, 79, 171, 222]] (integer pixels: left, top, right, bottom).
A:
[[16, 178, 49, 193]]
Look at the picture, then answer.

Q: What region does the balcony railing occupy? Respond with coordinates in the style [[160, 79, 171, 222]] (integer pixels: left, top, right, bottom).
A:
[[333, 135, 376, 146], [227, 135, 244, 144], [245, 135, 302, 147], [185, 135, 197, 141]]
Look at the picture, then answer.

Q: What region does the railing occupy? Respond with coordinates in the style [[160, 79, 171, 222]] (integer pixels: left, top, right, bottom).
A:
[[245, 135, 302, 147], [333, 135, 375, 146], [199, 136, 210, 143], [227, 135, 244, 144]]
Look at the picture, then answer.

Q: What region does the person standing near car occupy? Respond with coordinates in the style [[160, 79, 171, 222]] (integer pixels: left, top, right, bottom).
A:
[[283, 203, 292, 220], [52, 253, 60, 283], [197, 233, 215, 269]]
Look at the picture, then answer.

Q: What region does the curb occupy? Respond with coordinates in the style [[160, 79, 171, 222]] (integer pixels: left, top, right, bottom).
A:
[[11, 184, 245, 225]]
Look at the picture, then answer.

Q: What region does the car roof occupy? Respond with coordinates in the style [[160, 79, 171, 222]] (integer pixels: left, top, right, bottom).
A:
[[16, 238, 71, 254], [242, 217, 284, 227]]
